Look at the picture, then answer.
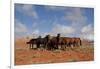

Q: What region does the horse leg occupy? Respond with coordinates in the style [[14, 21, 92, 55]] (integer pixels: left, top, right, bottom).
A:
[[32, 44, 34, 49], [31, 44, 32, 49], [30, 44, 32, 49], [67, 43, 70, 47], [37, 44, 39, 49], [45, 43, 48, 50], [61, 44, 64, 50], [76, 41, 79, 47], [58, 44, 61, 50], [37, 43, 40, 49], [76, 42, 79, 48], [64, 44, 66, 50], [73, 42, 75, 47]]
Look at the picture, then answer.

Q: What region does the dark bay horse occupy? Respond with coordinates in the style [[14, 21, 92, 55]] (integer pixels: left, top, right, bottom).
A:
[[26, 35, 51, 49], [26, 39, 37, 49]]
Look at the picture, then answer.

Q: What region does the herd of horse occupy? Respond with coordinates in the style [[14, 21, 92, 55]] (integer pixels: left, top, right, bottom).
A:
[[26, 34, 82, 50]]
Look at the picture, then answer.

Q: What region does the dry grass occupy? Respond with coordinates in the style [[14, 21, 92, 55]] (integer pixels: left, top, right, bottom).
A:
[[15, 38, 94, 65]]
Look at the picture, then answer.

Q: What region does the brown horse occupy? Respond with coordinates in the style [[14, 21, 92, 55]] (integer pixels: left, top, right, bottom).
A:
[[45, 36, 81, 50], [73, 37, 82, 47], [59, 37, 82, 48]]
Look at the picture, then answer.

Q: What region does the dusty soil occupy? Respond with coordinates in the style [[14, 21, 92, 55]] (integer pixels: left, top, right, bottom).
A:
[[15, 38, 94, 65]]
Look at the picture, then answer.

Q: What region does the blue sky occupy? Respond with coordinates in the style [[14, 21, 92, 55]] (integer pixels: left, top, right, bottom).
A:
[[15, 4, 94, 40]]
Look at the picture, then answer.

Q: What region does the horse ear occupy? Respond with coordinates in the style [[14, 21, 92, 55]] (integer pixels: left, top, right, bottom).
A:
[[47, 35, 51, 39], [57, 33, 61, 37]]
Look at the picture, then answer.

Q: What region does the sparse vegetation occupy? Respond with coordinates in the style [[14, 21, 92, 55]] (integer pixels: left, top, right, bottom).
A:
[[15, 38, 94, 65]]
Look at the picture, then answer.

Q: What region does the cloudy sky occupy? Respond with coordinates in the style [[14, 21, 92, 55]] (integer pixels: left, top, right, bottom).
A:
[[15, 4, 94, 40]]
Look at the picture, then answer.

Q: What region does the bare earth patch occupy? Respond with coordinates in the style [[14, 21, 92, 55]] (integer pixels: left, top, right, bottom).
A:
[[15, 38, 94, 65]]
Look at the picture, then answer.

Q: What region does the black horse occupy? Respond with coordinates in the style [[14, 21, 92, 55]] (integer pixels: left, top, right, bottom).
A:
[[26, 35, 51, 49], [26, 38, 37, 49]]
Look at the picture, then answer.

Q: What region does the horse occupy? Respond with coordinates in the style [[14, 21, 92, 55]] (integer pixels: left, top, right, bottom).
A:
[[26, 38, 37, 49], [26, 34, 82, 50], [73, 37, 82, 47], [61, 37, 82, 48], [48, 37, 59, 50]]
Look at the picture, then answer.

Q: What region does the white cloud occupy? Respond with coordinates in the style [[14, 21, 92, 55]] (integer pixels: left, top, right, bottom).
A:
[[81, 24, 93, 33], [62, 8, 90, 37], [80, 34, 94, 41], [15, 19, 40, 38], [15, 5, 94, 40], [28, 29, 40, 38], [15, 19, 29, 39], [50, 24, 75, 36], [22, 4, 33, 11], [63, 8, 87, 32], [64, 8, 87, 23], [33, 29, 39, 35], [45, 6, 67, 11], [81, 24, 94, 40], [15, 19, 27, 33], [16, 4, 38, 19]]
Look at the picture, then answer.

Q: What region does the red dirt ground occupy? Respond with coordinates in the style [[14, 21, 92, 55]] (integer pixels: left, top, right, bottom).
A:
[[15, 38, 94, 65]]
